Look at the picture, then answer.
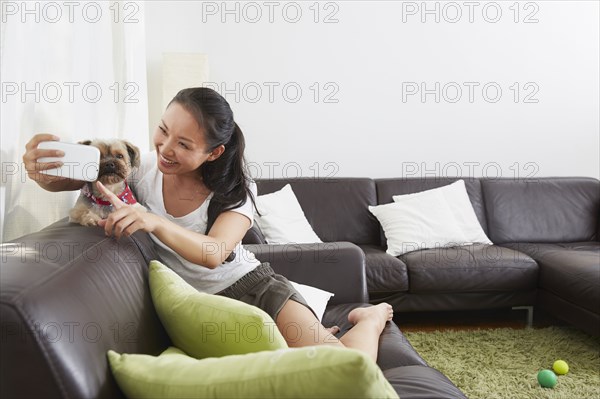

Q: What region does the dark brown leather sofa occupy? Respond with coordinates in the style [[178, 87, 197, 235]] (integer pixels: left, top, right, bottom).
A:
[[245, 177, 600, 337], [1, 220, 466, 398]]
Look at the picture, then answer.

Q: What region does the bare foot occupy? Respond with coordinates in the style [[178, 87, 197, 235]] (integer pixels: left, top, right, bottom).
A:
[[325, 326, 340, 335], [347, 303, 393, 332]]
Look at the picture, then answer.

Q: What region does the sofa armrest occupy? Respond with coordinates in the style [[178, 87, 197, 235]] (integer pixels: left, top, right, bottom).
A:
[[242, 225, 267, 244], [0, 218, 169, 399], [244, 242, 368, 305]]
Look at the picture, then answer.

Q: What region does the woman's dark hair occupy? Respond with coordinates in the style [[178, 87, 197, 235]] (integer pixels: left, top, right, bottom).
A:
[[168, 87, 258, 262]]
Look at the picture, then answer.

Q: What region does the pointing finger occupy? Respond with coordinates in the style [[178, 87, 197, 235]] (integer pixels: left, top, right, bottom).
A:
[[95, 181, 124, 210]]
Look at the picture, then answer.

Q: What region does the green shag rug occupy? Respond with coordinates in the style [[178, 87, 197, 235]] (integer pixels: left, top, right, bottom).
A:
[[404, 327, 600, 399]]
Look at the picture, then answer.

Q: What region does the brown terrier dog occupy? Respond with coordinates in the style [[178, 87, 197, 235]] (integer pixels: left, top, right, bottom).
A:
[[69, 139, 145, 226]]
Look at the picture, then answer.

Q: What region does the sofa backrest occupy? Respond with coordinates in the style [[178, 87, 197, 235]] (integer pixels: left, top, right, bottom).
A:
[[0, 220, 170, 399], [481, 177, 600, 244], [255, 178, 381, 245], [251, 176, 599, 247]]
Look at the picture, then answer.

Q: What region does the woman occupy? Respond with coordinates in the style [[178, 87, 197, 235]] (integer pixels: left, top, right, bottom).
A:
[[22, 87, 393, 361]]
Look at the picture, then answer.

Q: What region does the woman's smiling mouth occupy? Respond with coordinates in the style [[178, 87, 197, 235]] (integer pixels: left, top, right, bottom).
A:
[[159, 153, 178, 166]]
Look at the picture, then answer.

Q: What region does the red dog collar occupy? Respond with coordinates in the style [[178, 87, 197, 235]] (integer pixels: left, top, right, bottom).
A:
[[82, 183, 137, 207]]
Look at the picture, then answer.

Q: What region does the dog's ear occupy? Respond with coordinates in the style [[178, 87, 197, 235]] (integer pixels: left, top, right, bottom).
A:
[[79, 140, 92, 146], [124, 141, 141, 168]]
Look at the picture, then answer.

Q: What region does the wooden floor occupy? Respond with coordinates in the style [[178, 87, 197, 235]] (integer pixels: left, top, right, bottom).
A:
[[393, 308, 568, 332]]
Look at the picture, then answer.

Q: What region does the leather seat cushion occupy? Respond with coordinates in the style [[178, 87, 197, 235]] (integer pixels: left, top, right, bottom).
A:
[[504, 242, 600, 314], [400, 244, 538, 293]]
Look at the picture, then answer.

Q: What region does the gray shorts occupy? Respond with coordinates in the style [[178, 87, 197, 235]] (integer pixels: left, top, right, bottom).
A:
[[216, 262, 317, 322]]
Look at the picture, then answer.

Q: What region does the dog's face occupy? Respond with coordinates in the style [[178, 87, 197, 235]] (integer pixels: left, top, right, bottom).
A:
[[80, 139, 140, 185]]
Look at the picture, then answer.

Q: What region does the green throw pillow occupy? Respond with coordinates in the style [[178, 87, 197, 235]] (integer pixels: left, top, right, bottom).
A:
[[148, 260, 288, 359], [108, 346, 399, 399]]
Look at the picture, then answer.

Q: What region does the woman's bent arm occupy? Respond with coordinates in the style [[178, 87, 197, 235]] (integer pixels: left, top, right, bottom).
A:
[[96, 180, 252, 269], [152, 211, 251, 269]]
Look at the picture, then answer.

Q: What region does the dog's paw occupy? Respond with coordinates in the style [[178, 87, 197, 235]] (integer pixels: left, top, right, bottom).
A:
[[78, 215, 100, 227], [70, 212, 101, 227]]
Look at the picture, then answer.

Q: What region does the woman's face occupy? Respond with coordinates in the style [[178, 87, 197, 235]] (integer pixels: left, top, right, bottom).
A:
[[152, 102, 213, 179]]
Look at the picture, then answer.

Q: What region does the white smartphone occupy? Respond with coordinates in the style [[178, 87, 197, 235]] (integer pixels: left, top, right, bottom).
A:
[[37, 141, 100, 182]]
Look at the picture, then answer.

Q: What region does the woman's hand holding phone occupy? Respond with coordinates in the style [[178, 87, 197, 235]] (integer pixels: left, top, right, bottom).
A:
[[23, 134, 68, 185], [22, 134, 86, 192]]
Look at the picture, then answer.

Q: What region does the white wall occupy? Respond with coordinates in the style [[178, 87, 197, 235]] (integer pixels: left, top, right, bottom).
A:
[[145, 0, 599, 179]]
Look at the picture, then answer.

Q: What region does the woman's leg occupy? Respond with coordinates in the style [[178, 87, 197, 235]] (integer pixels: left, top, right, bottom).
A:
[[275, 300, 393, 362]]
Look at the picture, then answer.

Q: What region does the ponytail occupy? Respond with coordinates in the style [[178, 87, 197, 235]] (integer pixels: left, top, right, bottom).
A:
[[204, 123, 256, 234]]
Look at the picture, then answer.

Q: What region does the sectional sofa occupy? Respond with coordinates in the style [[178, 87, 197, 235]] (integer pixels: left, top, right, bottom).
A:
[[244, 177, 600, 337], [1, 176, 597, 399]]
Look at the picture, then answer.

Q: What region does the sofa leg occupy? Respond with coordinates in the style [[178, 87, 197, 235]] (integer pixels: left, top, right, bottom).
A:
[[512, 306, 534, 328]]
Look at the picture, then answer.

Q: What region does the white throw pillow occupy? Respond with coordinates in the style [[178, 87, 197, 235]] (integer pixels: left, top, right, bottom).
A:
[[254, 184, 322, 244], [392, 180, 492, 245], [290, 281, 334, 322], [368, 190, 470, 256]]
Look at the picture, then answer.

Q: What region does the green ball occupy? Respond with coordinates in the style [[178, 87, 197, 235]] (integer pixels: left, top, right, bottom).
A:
[[538, 369, 558, 388], [553, 360, 569, 375]]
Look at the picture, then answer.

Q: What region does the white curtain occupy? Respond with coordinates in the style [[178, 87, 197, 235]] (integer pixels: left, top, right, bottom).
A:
[[1, 1, 149, 242]]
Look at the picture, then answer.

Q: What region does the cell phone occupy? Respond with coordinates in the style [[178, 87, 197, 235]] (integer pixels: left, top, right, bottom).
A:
[[37, 141, 100, 182]]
